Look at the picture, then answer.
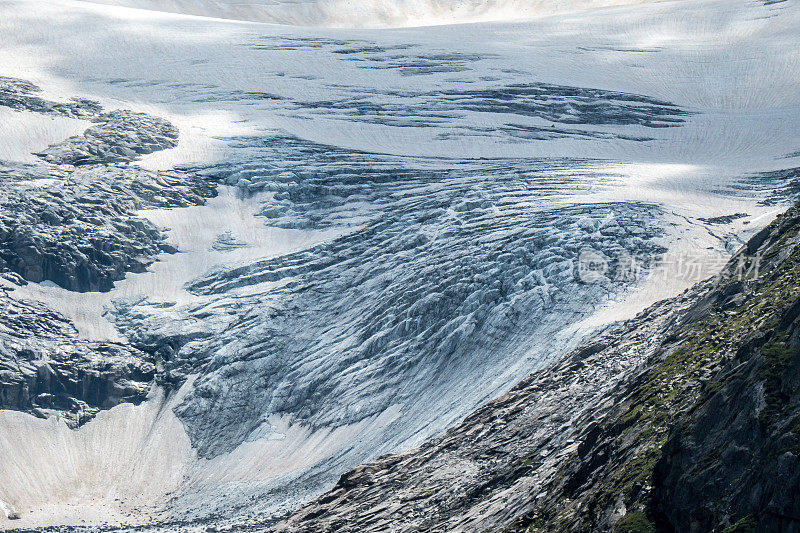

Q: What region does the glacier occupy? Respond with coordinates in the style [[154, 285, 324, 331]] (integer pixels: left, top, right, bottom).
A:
[[0, 0, 799, 529]]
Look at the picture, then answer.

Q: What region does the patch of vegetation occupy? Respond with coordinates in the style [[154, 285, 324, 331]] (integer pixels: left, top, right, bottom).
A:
[[694, 448, 721, 474], [613, 511, 656, 533], [762, 224, 799, 263], [523, 517, 545, 532], [788, 414, 800, 437], [722, 515, 757, 533], [758, 341, 795, 427], [590, 240, 800, 512], [595, 443, 664, 511]]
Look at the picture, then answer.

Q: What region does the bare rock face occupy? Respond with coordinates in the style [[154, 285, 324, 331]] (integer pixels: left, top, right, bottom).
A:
[[651, 243, 800, 530]]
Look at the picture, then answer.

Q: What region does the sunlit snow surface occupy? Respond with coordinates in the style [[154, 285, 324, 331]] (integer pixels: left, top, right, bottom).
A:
[[1, 0, 800, 528]]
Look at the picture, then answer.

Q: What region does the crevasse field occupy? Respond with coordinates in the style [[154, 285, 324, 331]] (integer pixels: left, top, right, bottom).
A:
[[0, 0, 798, 529]]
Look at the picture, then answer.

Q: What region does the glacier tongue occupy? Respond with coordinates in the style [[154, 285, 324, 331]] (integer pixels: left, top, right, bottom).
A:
[[117, 137, 669, 461], [0, 0, 799, 528]]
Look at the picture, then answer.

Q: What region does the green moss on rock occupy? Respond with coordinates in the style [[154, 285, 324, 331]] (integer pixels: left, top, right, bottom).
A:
[[613, 511, 656, 533]]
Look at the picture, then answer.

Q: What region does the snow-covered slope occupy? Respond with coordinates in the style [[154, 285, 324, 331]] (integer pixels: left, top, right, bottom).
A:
[[79, 0, 665, 28], [0, 0, 799, 529]]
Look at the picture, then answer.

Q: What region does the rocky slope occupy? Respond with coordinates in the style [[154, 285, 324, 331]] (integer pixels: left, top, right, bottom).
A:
[[279, 194, 800, 532]]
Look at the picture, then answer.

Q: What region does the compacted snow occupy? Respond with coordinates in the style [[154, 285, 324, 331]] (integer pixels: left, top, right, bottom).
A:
[[82, 0, 666, 27], [0, 0, 799, 528]]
